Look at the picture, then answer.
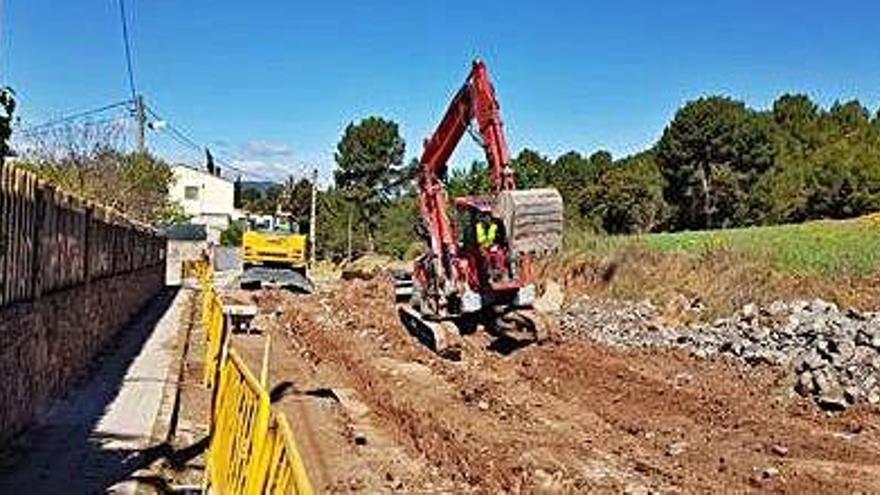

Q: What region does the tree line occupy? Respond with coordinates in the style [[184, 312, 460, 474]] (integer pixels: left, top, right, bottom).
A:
[[452, 94, 880, 234], [299, 93, 880, 259]]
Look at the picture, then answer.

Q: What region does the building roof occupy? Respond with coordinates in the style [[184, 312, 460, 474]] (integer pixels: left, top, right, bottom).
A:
[[171, 163, 234, 184], [159, 222, 208, 241]]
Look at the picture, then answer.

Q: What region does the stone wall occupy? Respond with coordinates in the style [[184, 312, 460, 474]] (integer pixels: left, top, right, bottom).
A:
[[0, 265, 165, 443]]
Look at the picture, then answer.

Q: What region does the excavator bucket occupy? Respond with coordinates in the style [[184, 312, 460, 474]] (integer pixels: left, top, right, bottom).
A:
[[493, 188, 564, 255], [397, 305, 463, 360]]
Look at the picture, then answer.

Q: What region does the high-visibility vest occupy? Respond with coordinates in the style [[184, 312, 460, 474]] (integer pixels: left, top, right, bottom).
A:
[[476, 221, 497, 249]]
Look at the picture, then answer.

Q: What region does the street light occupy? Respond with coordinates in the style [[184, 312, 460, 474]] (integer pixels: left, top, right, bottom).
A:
[[147, 119, 167, 131]]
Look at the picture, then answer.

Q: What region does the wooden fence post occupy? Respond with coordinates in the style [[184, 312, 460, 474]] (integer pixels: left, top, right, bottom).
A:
[[0, 162, 7, 306], [83, 205, 92, 283], [31, 183, 45, 300]]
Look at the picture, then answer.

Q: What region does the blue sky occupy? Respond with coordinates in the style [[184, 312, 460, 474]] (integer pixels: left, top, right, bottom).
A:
[[4, 1, 880, 183]]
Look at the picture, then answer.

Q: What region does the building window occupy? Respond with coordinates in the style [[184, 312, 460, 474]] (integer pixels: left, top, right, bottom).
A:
[[184, 186, 199, 200]]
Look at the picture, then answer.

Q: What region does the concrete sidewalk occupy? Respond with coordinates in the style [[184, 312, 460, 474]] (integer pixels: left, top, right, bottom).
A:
[[0, 287, 188, 494]]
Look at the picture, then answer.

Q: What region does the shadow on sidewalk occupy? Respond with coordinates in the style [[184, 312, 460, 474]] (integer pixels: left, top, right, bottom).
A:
[[0, 286, 208, 493]]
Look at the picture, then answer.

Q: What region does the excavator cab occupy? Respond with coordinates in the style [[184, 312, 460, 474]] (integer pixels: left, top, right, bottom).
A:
[[454, 197, 513, 290]]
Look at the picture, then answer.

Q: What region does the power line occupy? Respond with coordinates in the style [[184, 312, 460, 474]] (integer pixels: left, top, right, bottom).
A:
[[118, 0, 137, 101], [154, 123, 200, 153], [215, 156, 276, 182], [18, 98, 301, 183], [144, 103, 277, 181], [212, 149, 244, 167], [146, 102, 303, 183], [145, 107, 216, 164], [212, 146, 304, 181], [211, 146, 248, 165], [147, 105, 301, 181], [144, 105, 205, 153], [17, 99, 133, 134], [17, 115, 129, 138], [156, 119, 202, 153]]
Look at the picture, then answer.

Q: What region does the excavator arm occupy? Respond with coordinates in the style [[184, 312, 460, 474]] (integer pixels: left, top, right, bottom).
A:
[[469, 60, 515, 193], [419, 60, 514, 195]]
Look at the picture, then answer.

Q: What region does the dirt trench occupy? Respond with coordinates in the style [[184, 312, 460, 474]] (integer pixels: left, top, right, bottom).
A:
[[228, 278, 880, 493]]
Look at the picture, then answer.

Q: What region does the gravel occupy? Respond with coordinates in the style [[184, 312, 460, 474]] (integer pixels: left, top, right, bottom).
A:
[[561, 297, 880, 411]]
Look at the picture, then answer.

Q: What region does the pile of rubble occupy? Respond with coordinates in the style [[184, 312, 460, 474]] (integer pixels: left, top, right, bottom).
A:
[[562, 298, 880, 411]]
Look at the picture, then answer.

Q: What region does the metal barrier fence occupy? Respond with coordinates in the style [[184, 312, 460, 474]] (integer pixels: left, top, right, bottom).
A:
[[202, 280, 224, 389], [258, 412, 313, 494], [208, 348, 271, 494], [197, 267, 313, 495], [0, 162, 165, 308]]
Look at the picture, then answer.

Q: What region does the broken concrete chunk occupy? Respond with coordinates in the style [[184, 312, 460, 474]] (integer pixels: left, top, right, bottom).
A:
[[535, 280, 565, 313], [665, 441, 688, 457], [816, 379, 849, 411], [770, 444, 789, 457], [802, 350, 826, 371], [741, 303, 758, 320], [762, 466, 780, 479], [562, 297, 880, 412], [795, 371, 814, 396]]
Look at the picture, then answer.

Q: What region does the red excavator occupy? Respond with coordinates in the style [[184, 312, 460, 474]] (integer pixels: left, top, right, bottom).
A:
[[395, 59, 564, 358]]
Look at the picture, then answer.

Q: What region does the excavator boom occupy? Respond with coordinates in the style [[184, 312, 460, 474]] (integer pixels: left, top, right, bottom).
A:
[[420, 60, 514, 193]]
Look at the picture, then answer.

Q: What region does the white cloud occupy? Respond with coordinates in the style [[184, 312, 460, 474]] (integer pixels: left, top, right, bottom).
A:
[[162, 138, 334, 186], [229, 159, 295, 182], [243, 140, 295, 158]]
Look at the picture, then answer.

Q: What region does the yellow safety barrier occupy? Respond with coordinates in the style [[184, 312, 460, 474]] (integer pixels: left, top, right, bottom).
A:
[[256, 412, 313, 494], [182, 259, 205, 280], [202, 284, 224, 389], [198, 267, 314, 495], [207, 348, 271, 493]]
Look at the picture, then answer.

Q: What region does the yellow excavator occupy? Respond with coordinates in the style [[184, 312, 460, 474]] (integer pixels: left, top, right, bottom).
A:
[[240, 212, 313, 292]]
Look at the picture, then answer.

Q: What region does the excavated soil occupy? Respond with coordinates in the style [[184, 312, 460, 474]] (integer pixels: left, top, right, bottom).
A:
[[228, 278, 880, 493]]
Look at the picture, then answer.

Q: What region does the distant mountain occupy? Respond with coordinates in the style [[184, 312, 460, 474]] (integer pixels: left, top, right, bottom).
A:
[[238, 180, 280, 194]]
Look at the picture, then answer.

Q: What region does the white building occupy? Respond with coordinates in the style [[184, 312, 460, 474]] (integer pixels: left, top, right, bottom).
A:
[[169, 165, 236, 242]]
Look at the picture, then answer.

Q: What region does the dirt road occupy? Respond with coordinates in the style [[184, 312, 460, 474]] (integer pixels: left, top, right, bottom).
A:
[[228, 277, 880, 493]]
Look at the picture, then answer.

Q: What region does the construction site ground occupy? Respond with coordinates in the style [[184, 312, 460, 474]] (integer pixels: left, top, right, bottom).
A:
[[217, 275, 880, 494]]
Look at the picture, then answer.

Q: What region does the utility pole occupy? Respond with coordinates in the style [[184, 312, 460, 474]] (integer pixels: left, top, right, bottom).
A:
[[309, 168, 317, 266], [135, 94, 146, 153]]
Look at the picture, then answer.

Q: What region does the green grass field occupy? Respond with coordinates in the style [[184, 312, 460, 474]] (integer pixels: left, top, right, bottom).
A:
[[566, 215, 880, 277]]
